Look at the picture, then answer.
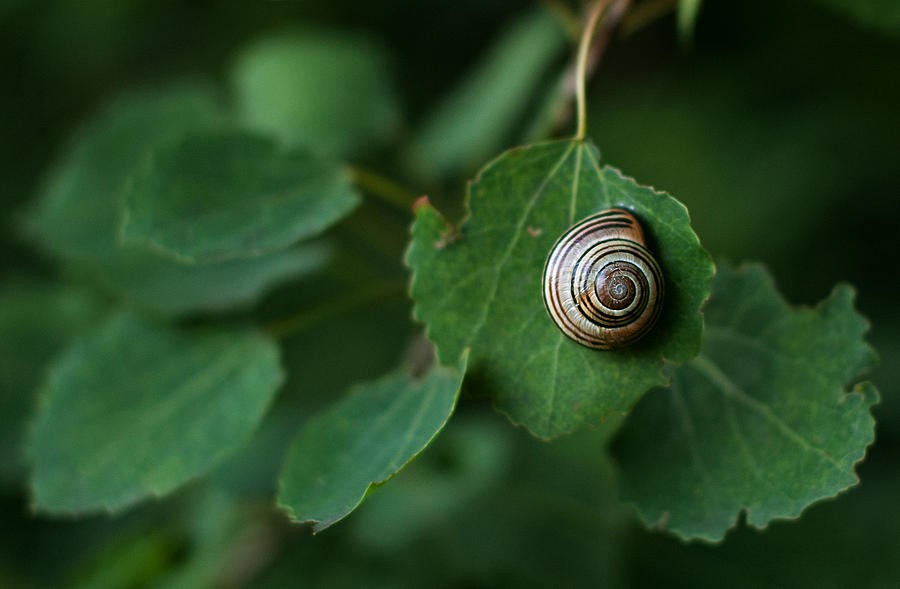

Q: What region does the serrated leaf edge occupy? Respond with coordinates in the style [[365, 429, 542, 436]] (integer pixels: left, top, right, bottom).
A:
[[275, 351, 468, 533], [623, 262, 880, 543], [24, 314, 285, 517], [405, 138, 714, 440]]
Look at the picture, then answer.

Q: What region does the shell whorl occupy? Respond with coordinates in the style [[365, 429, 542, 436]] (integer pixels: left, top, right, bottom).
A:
[[542, 209, 664, 350]]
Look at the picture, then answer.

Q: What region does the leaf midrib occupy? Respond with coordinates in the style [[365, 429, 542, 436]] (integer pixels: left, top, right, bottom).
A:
[[688, 353, 843, 472], [463, 142, 577, 349]]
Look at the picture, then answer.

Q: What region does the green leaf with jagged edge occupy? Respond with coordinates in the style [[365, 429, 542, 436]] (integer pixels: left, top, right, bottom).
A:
[[120, 130, 359, 263], [407, 139, 713, 439], [277, 352, 467, 532], [26, 82, 225, 261], [210, 272, 415, 500], [0, 282, 104, 484], [611, 264, 879, 542], [28, 313, 283, 514], [230, 29, 400, 158], [405, 7, 568, 179]]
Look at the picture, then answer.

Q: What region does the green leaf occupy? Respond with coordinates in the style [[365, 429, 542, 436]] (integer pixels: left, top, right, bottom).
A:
[[611, 264, 878, 541], [120, 130, 359, 263], [27, 83, 224, 260], [93, 242, 330, 315], [407, 140, 713, 439], [146, 489, 247, 589], [277, 353, 468, 532], [24, 84, 332, 314], [28, 313, 284, 514], [230, 30, 400, 157], [347, 414, 627, 585], [348, 415, 515, 551], [406, 8, 567, 179], [211, 278, 414, 499], [0, 282, 104, 484]]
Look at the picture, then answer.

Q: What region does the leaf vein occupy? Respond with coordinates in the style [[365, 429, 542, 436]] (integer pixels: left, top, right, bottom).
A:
[[690, 354, 843, 472], [463, 143, 577, 348], [544, 332, 564, 433], [670, 382, 712, 481]]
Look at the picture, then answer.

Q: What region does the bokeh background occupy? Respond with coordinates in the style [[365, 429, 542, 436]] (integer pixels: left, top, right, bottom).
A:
[[1, 0, 898, 586]]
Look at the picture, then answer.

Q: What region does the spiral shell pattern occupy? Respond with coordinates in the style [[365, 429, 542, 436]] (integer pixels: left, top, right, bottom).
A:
[[542, 209, 664, 350]]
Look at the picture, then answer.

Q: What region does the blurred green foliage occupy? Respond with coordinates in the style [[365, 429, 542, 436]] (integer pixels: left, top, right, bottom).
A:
[[1, 0, 898, 587]]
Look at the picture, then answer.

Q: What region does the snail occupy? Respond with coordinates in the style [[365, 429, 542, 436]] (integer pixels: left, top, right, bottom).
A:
[[542, 208, 664, 350]]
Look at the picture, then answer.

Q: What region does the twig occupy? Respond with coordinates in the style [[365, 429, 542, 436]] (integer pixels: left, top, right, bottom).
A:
[[263, 280, 406, 340], [346, 164, 420, 213]]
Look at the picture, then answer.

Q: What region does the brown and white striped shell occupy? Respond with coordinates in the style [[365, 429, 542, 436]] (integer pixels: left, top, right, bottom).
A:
[[542, 208, 664, 350]]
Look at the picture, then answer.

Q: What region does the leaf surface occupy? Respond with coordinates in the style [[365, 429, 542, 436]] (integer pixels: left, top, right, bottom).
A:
[[611, 264, 878, 541], [94, 242, 330, 315], [211, 272, 414, 499], [27, 83, 223, 260], [120, 130, 359, 263], [29, 313, 283, 513], [277, 353, 467, 532], [24, 84, 332, 314], [406, 8, 567, 179], [0, 283, 103, 484], [230, 30, 399, 157], [407, 140, 713, 438]]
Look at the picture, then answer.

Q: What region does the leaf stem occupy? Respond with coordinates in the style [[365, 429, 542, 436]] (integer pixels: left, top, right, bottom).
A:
[[574, 0, 611, 140], [263, 280, 406, 340], [346, 164, 420, 213]]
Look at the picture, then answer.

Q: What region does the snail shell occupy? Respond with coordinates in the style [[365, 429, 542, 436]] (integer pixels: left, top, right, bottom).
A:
[[542, 208, 664, 350]]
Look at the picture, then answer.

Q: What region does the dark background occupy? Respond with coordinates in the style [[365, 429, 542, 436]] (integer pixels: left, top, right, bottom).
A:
[[1, 0, 898, 586]]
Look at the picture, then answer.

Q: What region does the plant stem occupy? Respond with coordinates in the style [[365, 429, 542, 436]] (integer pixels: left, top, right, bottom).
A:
[[346, 164, 420, 213], [263, 280, 406, 340], [574, 0, 611, 140]]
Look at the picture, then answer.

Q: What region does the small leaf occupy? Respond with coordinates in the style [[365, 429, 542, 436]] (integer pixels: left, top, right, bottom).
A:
[[230, 30, 400, 157], [94, 242, 330, 315], [207, 235, 415, 498], [0, 282, 103, 484], [24, 84, 326, 315], [407, 140, 713, 439], [277, 352, 468, 532], [29, 313, 284, 514], [406, 8, 567, 179], [120, 130, 359, 263], [211, 276, 414, 498], [611, 264, 878, 541], [349, 415, 515, 551], [26, 83, 223, 260]]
